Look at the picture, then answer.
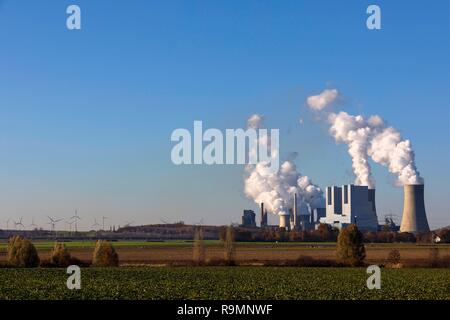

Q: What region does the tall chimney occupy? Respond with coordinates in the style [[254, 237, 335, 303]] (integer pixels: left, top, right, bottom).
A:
[[293, 193, 298, 229], [400, 184, 430, 233], [260, 203, 265, 227]]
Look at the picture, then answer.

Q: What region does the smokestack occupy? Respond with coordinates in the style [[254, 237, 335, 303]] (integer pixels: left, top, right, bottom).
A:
[[293, 193, 298, 229], [260, 203, 266, 227], [400, 184, 430, 233]]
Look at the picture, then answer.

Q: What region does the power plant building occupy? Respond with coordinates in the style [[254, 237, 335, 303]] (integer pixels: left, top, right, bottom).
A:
[[241, 210, 256, 227], [323, 184, 378, 231]]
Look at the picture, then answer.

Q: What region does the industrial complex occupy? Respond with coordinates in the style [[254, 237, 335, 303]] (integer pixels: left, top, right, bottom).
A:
[[242, 183, 430, 234]]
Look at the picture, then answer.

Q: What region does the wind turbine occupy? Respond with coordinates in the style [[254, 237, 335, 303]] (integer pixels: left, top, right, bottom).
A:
[[47, 216, 63, 232], [71, 210, 82, 232], [29, 218, 38, 230], [102, 216, 109, 231], [6, 218, 11, 230], [65, 219, 75, 233], [14, 217, 25, 230], [92, 219, 100, 230]]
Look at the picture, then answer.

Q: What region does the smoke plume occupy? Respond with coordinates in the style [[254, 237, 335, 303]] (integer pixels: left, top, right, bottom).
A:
[[306, 89, 339, 111], [244, 114, 325, 216], [307, 89, 423, 186]]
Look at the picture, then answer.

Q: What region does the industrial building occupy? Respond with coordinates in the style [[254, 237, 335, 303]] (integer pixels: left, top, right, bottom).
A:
[[253, 183, 430, 235], [322, 184, 379, 231], [241, 210, 256, 227], [275, 193, 324, 231]]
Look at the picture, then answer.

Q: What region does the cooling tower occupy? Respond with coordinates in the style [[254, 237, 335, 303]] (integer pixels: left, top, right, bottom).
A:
[[279, 214, 290, 230], [400, 184, 430, 233]]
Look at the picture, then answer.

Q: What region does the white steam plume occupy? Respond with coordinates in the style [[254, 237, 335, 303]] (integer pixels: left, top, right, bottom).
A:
[[306, 89, 339, 111], [369, 127, 423, 185], [307, 89, 423, 186], [328, 112, 384, 188], [244, 114, 325, 216]]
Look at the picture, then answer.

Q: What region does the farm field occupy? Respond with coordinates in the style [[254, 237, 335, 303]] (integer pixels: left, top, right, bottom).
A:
[[0, 267, 448, 300], [1, 240, 449, 266]]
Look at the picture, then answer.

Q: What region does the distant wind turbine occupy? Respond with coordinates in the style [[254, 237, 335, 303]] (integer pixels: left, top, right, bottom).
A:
[[29, 218, 38, 230], [47, 216, 63, 232], [71, 210, 82, 232], [14, 217, 25, 230], [92, 219, 100, 230], [102, 216, 109, 231]]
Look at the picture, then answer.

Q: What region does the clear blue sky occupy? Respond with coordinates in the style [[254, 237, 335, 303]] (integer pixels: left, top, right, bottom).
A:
[[0, 0, 449, 230]]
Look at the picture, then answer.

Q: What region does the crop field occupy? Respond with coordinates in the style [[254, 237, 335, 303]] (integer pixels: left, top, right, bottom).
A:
[[0, 267, 448, 300]]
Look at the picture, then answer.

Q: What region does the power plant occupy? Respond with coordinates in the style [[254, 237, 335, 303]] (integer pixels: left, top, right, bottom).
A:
[[323, 184, 379, 231], [400, 184, 430, 233], [246, 183, 431, 234]]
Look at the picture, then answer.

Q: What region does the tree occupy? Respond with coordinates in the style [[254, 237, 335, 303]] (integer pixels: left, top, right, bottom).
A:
[[7, 235, 40, 267], [438, 229, 450, 243], [336, 224, 366, 266], [193, 227, 205, 265], [317, 223, 332, 241], [223, 226, 235, 265], [50, 242, 72, 267], [92, 240, 119, 267]]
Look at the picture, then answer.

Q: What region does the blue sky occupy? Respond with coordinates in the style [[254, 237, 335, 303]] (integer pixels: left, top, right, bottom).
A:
[[0, 0, 449, 230]]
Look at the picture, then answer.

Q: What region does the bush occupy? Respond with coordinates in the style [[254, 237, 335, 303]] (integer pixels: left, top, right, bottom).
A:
[[50, 242, 72, 267], [192, 227, 206, 266], [7, 235, 40, 267], [92, 240, 119, 267], [387, 249, 401, 265], [336, 224, 366, 266]]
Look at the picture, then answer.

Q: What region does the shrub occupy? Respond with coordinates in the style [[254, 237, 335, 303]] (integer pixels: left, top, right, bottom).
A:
[[6, 235, 40, 267], [192, 227, 206, 266], [50, 242, 72, 267], [223, 226, 235, 265], [336, 224, 366, 266], [92, 240, 119, 267], [387, 249, 401, 265]]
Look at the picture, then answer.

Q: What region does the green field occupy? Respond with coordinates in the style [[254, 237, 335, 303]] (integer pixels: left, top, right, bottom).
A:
[[1, 239, 446, 251], [0, 267, 448, 300], [0, 240, 224, 250]]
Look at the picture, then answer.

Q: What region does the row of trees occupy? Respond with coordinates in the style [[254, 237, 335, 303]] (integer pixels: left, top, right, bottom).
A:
[[5, 235, 119, 268], [226, 224, 450, 244]]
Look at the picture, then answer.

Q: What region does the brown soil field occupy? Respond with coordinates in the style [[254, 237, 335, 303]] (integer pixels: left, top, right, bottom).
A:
[[1, 243, 449, 266]]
